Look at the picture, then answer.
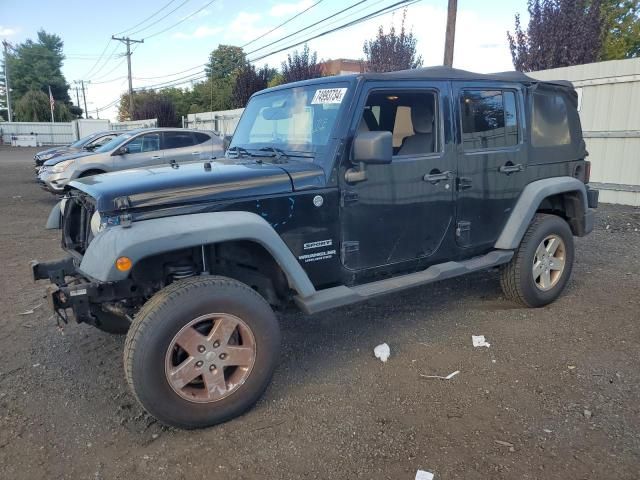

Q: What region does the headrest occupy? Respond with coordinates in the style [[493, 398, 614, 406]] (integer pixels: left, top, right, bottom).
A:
[[411, 103, 434, 134]]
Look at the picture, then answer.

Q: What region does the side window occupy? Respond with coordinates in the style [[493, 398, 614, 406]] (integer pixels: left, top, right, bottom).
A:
[[460, 90, 519, 150], [163, 132, 195, 150], [194, 132, 211, 144], [126, 133, 160, 153], [358, 91, 439, 156], [532, 91, 571, 147]]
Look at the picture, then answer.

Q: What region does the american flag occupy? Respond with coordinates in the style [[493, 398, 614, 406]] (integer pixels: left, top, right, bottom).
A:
[[48, 85, 55, 109]]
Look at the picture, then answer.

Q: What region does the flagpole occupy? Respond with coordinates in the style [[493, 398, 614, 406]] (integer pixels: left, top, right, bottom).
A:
[[48, 85, 55, 123]]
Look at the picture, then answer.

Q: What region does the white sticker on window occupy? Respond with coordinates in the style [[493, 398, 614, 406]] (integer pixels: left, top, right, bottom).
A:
[[311, 88, 348, 105]]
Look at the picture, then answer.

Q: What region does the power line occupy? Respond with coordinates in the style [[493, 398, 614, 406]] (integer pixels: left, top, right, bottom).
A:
[[128, 0, 191, 36], [241, 0, 325, 48], [82, 40, 113, 78], [246, 0, 369, 56], [143, 0, 219, 40], [135, 70, 205, 90], [134, 63, 205, 80], [114, 0, 179, 36]]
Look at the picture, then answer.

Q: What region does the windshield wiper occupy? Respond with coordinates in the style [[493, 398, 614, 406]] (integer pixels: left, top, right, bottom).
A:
[[258, 146, 288, 162], [227, 146, 257, 158]]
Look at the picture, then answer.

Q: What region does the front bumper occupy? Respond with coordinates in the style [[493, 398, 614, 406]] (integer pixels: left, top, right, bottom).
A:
[[38, 170, 69, 193], [32, 257, 136, 325]]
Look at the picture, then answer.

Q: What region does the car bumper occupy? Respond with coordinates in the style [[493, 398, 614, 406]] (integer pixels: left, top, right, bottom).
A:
[[39, 171, 69, 193]]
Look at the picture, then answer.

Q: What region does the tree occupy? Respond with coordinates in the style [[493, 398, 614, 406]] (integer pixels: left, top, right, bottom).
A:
[[205, 45, 246, 78], [600, 0, 640, 60], [14, 90, 50, 121], [232, 64, 273, 108], [508, 0, 604, 72], [117, 90, 179, 126], [6, 30, 74, 112], [363, 10, 423, 73], [281, 44, 323, 83]]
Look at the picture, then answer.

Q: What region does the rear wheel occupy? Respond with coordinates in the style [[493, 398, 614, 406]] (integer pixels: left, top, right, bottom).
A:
[[124, 276, 280, 429], [500, 213, 574, 307]]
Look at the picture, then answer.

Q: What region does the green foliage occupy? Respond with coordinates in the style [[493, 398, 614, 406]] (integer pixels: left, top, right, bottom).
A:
[[600, 0, 640, 59], [205, 45, 246, 78], [117, 90, 179, 126], [363, 10, 423, 72], [7, 30, 74, 115], [268, 72, 285, 88], [14, 89, 50, 121]]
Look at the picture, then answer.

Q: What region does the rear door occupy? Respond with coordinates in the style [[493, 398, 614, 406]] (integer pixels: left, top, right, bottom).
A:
[[453, 84, 527, 250], [112, 132, 163, 170], [162, 131, 198, 163]]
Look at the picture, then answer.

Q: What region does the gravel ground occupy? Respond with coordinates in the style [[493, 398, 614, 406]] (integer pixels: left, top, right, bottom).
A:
[[0, 146, 639, 480]]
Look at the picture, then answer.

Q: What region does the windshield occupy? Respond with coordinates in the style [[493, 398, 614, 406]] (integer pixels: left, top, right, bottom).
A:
[[230, 83, 350, 159], [69, 133, 99, 149], [94, 132, 133, 153]]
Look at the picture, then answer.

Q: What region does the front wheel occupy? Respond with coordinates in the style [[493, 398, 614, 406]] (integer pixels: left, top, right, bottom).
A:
[[123, 276, 280, 429], [500, 213, 575, 307]]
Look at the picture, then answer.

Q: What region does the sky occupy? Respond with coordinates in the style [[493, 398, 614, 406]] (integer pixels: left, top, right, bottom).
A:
[[0, 0, 529, 120]]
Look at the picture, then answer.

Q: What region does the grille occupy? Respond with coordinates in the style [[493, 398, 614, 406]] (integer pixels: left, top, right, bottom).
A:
[[62, 194, 96, 255]]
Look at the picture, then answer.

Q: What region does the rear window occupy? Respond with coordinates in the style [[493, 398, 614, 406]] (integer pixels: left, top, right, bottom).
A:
[[194, 132, 211, 144], [460, 90, 519, 150], [532, 91, 571, 147]]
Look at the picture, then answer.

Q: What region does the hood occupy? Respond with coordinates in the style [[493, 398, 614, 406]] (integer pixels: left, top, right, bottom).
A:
[[70, 159, 304, 212], [43, 151, 95, 166], [36, 145, 80, 162]]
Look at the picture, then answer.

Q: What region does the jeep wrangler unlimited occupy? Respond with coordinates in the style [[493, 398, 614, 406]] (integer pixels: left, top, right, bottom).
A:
[[32, 67, 598, 429]]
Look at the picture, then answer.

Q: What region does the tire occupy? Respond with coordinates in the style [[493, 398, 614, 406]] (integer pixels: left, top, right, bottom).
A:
[[124, 276, 280, 429], [91, 309, 131, 335], [500, 213, 574, 308]]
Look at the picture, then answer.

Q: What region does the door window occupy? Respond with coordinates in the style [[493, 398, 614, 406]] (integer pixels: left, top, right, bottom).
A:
[[357, 91, 439, 156], [89, 134, 117, 148], [460, 90, 519, 150], [163, 132, 195, 150], [126, 133, 161, 153], [194, 132, 211, 144]]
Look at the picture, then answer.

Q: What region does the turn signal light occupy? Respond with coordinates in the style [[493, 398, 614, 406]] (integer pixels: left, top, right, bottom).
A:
[[115, 256, 132, 272]]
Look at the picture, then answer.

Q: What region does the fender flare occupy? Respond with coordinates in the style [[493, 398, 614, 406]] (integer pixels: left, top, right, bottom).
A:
[[79, 211, 317, 297], [45, 201, 62, 229], [495, 177, 588, 250]]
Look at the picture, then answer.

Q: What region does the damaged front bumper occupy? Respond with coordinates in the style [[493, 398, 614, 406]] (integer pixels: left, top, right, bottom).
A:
[[31, 257, 136, 326]]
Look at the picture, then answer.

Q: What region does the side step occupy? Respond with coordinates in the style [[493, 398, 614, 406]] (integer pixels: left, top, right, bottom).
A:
[[294, 250, 514, 314]]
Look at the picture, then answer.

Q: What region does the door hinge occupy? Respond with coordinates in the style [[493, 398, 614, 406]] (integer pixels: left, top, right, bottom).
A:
[[340, 241, 360, 263], [457, 177, 473, 191], [456, 221, 471, 246], [341, 190, 359, 206]]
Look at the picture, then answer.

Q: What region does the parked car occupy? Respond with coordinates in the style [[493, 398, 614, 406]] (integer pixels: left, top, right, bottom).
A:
[[38, 128, 223, 193], [33, 67, 598, 429], [33, 130, 122, 171]]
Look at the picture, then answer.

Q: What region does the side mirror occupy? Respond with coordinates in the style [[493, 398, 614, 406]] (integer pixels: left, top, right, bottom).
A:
[[353, 131, 393, 165], [346, 131, 393, 183], [114, 146, 129, 155], [222, 135, 232, 151]]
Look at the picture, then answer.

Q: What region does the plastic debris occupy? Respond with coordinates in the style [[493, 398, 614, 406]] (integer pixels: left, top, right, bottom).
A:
[[472, 335, 491, 348], [415, 470, 434, 480], [494, 440, 513, 447], [420, 370, 460, 380], [373, 343, 390, 363], [18, 304, 42, 316]]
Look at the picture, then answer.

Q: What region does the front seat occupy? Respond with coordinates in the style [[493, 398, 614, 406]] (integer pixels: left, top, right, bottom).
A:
[[398, 103, 434, 155]]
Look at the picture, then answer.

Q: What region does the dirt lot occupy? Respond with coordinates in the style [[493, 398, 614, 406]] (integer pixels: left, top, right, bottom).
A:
[[0, 145, 639, 480]]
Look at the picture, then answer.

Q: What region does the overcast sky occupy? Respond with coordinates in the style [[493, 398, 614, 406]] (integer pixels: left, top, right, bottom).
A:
[[1, 0, 529, 120]]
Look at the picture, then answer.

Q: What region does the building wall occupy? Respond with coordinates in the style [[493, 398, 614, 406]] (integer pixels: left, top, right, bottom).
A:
[[528, 58, 640, 206]]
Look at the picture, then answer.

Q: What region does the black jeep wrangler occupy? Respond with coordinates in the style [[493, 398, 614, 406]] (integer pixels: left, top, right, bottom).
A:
[[33, 67, 598, 429]]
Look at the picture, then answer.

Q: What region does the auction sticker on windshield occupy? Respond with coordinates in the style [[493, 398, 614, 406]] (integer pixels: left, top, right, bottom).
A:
[[311, 88, 348, 105]]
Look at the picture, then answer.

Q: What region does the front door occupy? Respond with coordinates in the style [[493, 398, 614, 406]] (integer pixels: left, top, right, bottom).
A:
[[113, 132, 163, 170], [162, 131, 199, 163], [453, 84, 527, 249], [339, 83, 456, 273]]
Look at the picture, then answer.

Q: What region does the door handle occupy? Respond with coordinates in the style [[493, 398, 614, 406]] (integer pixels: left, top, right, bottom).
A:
[[499, 163, 524, 174], [151, 155, 161, 159], [191, 152, 201, 155], [423, 170, 452, 184]]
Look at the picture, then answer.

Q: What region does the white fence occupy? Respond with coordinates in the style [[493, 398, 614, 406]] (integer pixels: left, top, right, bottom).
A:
[[0, 118, 158, 145], [183, 109, 244, 137]]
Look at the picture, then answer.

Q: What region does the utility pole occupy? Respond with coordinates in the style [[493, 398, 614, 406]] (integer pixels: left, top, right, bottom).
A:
[[74, 85, 81, 115], [2, 40, 13, 122], [443, 0, 457, 67], [74, 80, 90, 119], [111, 36, 144, 118]]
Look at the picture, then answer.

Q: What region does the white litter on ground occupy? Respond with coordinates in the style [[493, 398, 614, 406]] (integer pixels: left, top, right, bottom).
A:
[[415, 470, 434, 480], [472, 335, 491, 348], [373, 343, 390, 363], [18, 304, 42, 316], [420, 370, 460, 380]]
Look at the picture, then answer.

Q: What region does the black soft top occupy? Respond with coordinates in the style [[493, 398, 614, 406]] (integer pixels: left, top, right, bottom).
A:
[[360, 66, 573, 88]]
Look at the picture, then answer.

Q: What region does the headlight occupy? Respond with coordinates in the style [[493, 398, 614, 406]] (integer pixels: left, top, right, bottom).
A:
[[90, 211, 102, 236], [51, 159, 74, 173], [40, 153, 55, 160]]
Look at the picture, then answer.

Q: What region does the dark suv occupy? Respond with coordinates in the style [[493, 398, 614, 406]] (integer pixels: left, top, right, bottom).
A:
[[32, 66, 598, 429]]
